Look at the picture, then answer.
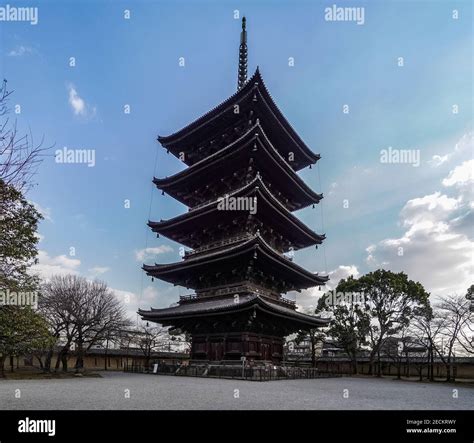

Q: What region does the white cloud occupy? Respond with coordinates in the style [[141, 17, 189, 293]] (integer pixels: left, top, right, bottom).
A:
[[429, 154, 450, 167], [327, 265, 360, 289], [68, 84, 85, 115], [88, 266, 110, 278], [428, 131, 473, 168], [67, 84, 96, 117], [295, 264, 360, 311], [7, 45, 33, 57], [111, 285, 168, 322], [31, 250, 81, 280], [110, 288, 140, 322], [399, 192, 459, 228], [442, 159, 473, 188], [32, 202, 52, 222], [35, 233, 45, 243], [135, 245, 174, 262], [365, 159, 473, 298]]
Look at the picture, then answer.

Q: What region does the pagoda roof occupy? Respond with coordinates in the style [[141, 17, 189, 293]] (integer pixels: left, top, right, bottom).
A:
[[158, 68, 320, 170], [143, 233, 328, 291], [148, 175, 325, 251], [138, 293, 330, 328], [154, 123, 322, 211]]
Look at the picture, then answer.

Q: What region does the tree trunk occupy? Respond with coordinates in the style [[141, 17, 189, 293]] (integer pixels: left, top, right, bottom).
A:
[[44, 349, 53, 372], [75, 329, 84, 373], [75, 346, 84, 373], [36, 355, 44, 370], [350, 354, 358, 374], [61, 352, 68, 372], [446, 356, 451, 382], [429, 347, 434, 381], [376, 350, 382, 377], [0, 355, 6, 377]]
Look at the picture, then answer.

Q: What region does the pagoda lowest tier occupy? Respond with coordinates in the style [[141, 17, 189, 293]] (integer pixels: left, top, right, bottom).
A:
[[158, 68, 320, 171], [149, 174, 325, 253], [154, 122, 322, 211], [143, 233, 328, 296], [138, 293, 330, 361]]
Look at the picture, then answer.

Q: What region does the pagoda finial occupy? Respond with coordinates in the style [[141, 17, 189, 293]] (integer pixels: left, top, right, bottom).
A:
[[237, 16, 248, 90]]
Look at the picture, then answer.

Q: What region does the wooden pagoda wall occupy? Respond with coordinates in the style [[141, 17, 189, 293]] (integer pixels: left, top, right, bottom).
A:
[[191, 332, 284, 362]]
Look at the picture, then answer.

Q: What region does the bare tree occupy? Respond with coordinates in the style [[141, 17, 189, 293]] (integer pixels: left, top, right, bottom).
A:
[[410, 306, 444, 381], [0, 79, 51, 192], [435, 294, 472, 381], [39, 275, 130, 372], [69, 278, 130, 372], [459, 285, 474, 354], [295, 329, 326, 368], [133, 323, 168, 370]]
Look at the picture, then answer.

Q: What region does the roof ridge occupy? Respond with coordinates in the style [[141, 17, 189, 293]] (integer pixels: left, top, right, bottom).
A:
[[158, 69, 260, 144], [254, 68, 317, 161]]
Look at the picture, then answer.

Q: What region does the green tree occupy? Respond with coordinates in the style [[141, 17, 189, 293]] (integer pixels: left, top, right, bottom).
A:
[[316, 277, 371, 374], [0, 179, 47, 375], [0, 179, 42, 292], [350, 270, 430, 376], [0, 305, 53, 375]]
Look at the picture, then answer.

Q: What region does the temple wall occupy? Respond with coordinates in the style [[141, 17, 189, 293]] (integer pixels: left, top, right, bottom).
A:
[[302, 359, 474, 379]]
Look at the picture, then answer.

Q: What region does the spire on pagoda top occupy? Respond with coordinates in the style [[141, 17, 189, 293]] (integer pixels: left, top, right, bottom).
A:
[[237, 16, 248, 90]]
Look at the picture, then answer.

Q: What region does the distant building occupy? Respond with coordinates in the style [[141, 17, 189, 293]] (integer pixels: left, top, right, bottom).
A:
[[379, 336, 428, 358], [321, 340, 346, 357]]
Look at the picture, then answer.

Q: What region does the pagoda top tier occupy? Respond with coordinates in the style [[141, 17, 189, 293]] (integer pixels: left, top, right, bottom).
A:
[[158, 68, 320, 171]]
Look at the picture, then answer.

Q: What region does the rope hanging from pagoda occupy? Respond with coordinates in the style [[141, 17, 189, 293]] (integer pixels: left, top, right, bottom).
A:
[[237, 16, 248, 90]]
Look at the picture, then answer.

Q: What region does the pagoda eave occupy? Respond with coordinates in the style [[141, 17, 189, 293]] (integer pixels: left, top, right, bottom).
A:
[[147, 177, 325, 251], [142, 235, 329, 290], [138, 294, 330, 329]]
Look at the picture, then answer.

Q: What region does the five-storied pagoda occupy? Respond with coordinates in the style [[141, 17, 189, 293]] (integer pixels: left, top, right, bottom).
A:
[[138, 17, 329, 363]]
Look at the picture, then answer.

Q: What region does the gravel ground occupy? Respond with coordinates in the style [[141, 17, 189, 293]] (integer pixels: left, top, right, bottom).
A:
[[0, 372, 472, 410]]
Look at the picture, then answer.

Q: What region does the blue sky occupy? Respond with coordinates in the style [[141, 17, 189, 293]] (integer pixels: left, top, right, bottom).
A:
[[1, 0, 472, 318]]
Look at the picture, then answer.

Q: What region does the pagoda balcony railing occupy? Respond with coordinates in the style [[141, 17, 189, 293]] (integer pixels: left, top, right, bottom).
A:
[[179, 293, 198, 302], [185, 233, 252, 257], [278, 297, 296, 308], [179, 282, 296, 308]]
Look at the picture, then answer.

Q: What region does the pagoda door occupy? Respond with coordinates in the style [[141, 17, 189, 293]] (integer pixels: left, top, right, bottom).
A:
[[210, 341, 224, 361]]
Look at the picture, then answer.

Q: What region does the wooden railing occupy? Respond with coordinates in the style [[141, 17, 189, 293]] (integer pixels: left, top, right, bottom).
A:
[[179, 282, 295, 308], [185, 233, 252, 257]]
